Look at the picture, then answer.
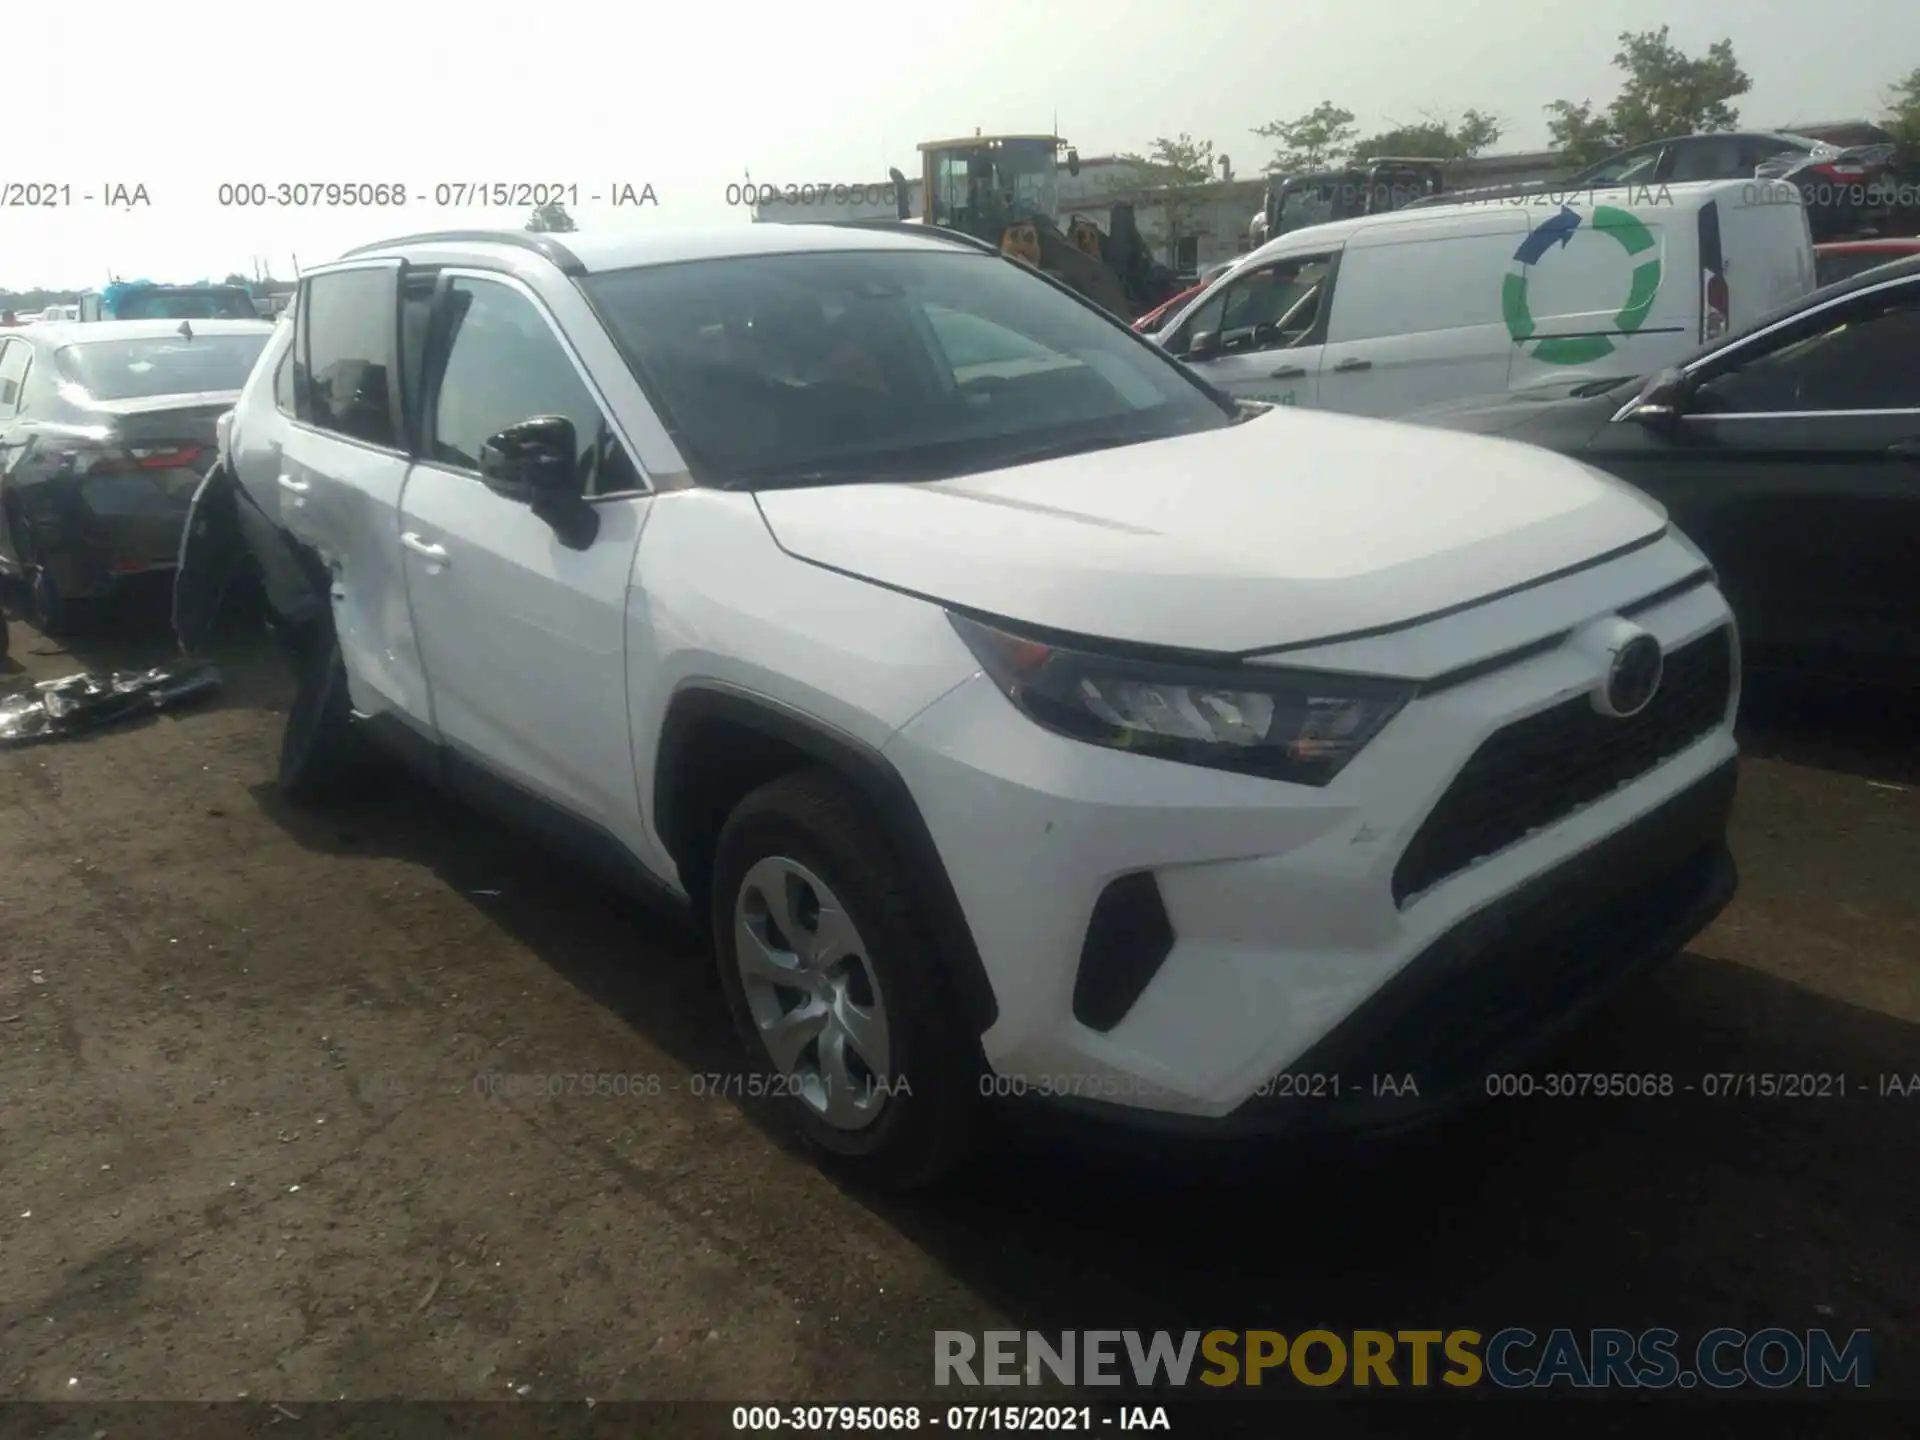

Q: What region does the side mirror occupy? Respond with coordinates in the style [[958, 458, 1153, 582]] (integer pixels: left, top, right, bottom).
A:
[[888, 166, 911, 220], [479, 416, 598, 548], [480, 415, 577, 497], [1186, 330, 1222, 362], [1627, 367, 1693, 429], [1066, 149, 1081, 177]]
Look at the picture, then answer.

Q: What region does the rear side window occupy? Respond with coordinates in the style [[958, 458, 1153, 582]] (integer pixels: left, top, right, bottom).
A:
[[299, 268, 401, 448]]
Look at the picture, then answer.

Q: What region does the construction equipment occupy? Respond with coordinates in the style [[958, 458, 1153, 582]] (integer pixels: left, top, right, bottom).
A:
[[895, 133, 1181, 320], [1249, 157, 1446, 246]]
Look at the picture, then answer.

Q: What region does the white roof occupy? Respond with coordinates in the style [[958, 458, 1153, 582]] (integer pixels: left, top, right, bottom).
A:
[[343, 223, 960, 274], [1246, 177, 1754, 268]]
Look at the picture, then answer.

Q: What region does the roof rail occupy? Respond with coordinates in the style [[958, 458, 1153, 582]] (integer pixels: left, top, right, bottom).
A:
[[337, 230, 587, 275], [799, 218, 1003, 255]]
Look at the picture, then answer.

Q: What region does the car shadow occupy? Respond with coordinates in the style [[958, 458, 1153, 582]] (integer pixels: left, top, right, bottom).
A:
[[1738, 675, 1920, 787], [225, 637, 1917, 1405], [1, 577, 287, 728]]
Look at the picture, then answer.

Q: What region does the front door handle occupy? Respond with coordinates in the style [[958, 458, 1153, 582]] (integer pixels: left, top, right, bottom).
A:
[[1268, 365, 1307, 379], [276, 474, 309, 494], [1888, 437, 1920, 461], [1332, 358, 1372, 373], [401, 532, 449, 563]]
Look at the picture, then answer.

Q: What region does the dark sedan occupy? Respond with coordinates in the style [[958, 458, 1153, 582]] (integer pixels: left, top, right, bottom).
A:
[[1408, 255, 1920, 691], [0, 318, 273, 634]]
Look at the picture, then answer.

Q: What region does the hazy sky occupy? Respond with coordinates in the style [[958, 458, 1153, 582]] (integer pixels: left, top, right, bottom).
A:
[[5, 0, 1915, 289]]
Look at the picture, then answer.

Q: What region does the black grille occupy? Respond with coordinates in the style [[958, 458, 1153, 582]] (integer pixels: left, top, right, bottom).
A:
[[1392, 626, 1734, 906]]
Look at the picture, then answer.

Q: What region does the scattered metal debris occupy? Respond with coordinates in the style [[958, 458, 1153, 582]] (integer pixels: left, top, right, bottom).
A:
[[0, 662, 221, 746]]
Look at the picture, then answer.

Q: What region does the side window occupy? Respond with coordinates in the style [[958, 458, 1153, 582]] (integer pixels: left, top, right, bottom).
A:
[[300, 267, 401, 449], [1694, 289, 1920, 413], [1667, 136, 1744, 183], [428, 277, 641, 496], [1212, 254, 1333, 352], [1581, 144, 1664, 187], [1751, 136, 1804, 172], [0, 339, 29, 417]]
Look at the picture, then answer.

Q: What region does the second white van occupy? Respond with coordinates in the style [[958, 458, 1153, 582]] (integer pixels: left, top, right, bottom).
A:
[[1155, 179, 1815, 415]]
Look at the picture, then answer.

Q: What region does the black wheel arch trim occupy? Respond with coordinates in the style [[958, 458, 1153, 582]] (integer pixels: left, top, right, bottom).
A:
[[653, 682, 1000, 1037]]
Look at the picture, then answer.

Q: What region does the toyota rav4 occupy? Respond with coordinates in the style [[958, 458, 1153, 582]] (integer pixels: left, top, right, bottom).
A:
[[176, 223, 1741, 1188]]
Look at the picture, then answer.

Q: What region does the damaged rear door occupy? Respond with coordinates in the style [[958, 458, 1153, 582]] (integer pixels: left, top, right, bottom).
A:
[[279, 260, 435, 731]]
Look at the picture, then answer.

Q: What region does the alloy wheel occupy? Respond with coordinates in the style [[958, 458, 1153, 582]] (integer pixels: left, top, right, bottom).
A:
[[732, 855, 892, 1131]]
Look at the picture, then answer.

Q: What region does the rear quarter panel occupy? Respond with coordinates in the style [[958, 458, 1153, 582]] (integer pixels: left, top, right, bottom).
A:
[[1724, 184, 1817, 321], [1508, 197, 1691, 391]]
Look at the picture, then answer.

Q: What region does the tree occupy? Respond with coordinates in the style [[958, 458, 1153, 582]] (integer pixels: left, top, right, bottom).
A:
[[1544, 100, 1618, 168], [1885, 67, 1920, 157], [1112, 133, 1221, 255], [1254, 102, 1357, 173], [223, 272, 250, 286], [527, 201, 577, 233], [1352, 109, 1503, 162], [1546, 26, 1751, 165]]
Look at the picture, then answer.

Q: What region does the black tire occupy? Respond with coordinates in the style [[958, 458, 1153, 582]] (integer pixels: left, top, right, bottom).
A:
[[709, 769, 983, 1190], [277, 628, 368, 802]]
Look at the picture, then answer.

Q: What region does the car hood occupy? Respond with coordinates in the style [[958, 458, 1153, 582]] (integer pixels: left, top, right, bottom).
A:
[[752, 408, 1667, 654]]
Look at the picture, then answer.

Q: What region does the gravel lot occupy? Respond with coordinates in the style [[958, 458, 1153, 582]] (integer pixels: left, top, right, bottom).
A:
[[1, 600, 1915, 1424]]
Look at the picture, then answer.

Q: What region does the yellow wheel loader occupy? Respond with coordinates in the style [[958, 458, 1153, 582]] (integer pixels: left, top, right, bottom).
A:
[[880, 134, 1180, 321]]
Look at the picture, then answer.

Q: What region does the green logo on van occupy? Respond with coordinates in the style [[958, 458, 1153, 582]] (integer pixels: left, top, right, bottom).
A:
[[1502, 205, 1662, 366]]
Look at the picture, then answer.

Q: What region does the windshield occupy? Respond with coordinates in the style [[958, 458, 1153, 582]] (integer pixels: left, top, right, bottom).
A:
[[583, 250, 1232, 488], [113, 288, 259, 320], [55, 333, 270, 400], [928, 141, 1060, 228]]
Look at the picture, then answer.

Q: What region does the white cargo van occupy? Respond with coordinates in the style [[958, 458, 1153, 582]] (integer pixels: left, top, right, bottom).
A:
[[1156, 179, 1815, 415]]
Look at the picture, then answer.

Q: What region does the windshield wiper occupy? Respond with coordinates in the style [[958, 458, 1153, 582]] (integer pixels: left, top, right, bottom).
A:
[[987, 434, 1145, 468]]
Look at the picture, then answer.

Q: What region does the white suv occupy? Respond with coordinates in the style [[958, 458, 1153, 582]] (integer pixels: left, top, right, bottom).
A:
[[179, 224, 1741, 1187]]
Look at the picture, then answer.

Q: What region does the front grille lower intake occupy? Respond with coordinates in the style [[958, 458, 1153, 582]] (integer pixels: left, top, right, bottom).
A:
[[1072, 872, 1176, 1032], [1392, 626, 1734, 906]]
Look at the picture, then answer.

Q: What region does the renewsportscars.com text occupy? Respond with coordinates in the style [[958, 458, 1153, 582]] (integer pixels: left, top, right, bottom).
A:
[[935, 1327, 1872, 1390]]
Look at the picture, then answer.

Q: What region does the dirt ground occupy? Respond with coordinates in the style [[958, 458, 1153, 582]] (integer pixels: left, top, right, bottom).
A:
[[1, 597, 1915, 1425]]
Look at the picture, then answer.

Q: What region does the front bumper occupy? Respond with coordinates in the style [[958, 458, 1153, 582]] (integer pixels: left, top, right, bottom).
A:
[[1030, 758, 1735, 1139], [11, 476, 196, 600], [882, 547, 1738, 1122]]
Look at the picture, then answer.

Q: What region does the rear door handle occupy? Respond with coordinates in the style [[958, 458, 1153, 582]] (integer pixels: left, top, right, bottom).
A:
[[401, 532, 449, 563], [1268, 365, 1307, 379], [1332, 358, 1372, 373], [1888, 438, 1920, 461], [277, 474, 309, 494]]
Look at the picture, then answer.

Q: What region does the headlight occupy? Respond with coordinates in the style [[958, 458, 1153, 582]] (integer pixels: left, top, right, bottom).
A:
[[949, 613, 1412, 786]]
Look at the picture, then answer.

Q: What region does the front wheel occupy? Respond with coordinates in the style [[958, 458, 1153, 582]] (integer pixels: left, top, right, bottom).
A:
[[709, 770, 982, 1189]]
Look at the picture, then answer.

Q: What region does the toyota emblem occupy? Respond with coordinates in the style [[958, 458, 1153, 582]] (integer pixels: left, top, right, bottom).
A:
[[1602, 633, 1664, 717]]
